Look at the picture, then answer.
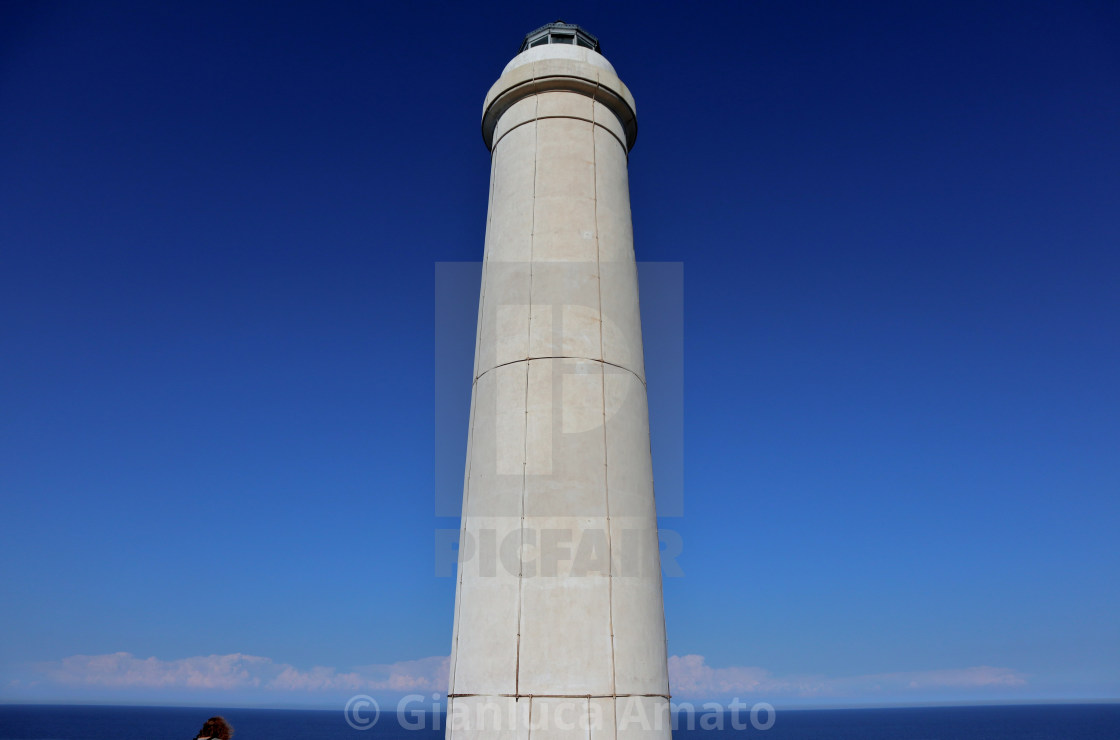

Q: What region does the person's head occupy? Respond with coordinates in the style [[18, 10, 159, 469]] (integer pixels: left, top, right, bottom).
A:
[[196, 716, 233, 740]]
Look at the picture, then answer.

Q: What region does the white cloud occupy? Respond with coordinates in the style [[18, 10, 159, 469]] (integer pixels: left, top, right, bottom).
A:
[[668, 654, 1027, 698], [42, 652, 270, 690], [34, 651, 1023, 700], [669, 654, 782, 695], [37, 652, 449, 693], [268, 655, 450, 693]]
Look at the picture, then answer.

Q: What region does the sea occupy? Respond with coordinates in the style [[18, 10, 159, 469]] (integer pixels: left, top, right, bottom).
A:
[[1, 704, 1119, 739]]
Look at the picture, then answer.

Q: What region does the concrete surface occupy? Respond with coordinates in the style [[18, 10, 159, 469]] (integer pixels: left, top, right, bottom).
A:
[[448, 39, 670, 740]]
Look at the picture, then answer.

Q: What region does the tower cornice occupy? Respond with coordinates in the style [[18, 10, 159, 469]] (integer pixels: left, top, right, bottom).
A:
[[482, 53, 637, 152]]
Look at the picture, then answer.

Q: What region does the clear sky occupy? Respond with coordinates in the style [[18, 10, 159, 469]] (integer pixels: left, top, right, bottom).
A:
[[1, 0, 1118, 710]]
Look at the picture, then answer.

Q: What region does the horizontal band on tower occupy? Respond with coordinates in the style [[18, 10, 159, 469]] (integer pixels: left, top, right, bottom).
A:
[[448, 693, 671, 699], [474, 355, 645, 387], [491, 114, 628, 156], [483, 74, 638, 152]]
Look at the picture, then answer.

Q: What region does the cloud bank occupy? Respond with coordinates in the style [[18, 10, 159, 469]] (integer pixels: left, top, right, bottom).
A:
[[29, 651, 1025, 700], [668, 654, 1027, 698], [37, 652, 449, 693]]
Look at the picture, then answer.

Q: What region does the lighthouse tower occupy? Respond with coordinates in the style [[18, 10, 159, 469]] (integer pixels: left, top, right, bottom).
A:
[[448, 22, 670, 739]]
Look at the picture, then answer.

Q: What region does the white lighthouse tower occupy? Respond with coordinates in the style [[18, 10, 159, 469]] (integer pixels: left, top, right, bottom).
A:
[[447, 22, 671, 739]]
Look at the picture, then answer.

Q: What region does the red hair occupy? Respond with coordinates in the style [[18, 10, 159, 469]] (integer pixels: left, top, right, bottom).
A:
[[196, 716, 233, 740]]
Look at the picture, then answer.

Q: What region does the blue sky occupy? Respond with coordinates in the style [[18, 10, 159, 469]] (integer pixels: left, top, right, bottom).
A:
[[1, 0, 1118, 709]]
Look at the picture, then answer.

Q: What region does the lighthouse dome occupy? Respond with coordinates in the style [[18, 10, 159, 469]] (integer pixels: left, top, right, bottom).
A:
[[501, 20, 617, 76]]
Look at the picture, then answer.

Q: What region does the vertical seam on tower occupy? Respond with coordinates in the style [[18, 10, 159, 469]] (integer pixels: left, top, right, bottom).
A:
[[592, 84, 620, 717], [653, 412, 671, 697], [473, 139, 498, 382], [450, 141, 499, 705], [627, 155, 670, 698], [515, 90, 539, 701]]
